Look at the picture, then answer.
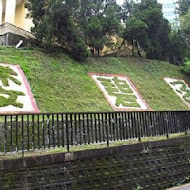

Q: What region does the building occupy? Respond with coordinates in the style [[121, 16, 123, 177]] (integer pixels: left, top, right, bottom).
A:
[[0, 0, 33, 31], [157, 0, 180, 29], [0, 0, 33, 46]]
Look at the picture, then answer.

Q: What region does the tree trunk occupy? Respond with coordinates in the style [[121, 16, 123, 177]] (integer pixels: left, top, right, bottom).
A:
[[135, 40, 142, 57], [132, 39, 135, 56], [97, 49, 100, 56]]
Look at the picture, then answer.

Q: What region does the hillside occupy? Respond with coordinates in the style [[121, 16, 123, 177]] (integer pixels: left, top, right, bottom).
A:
[[0, 46, 189, 112]]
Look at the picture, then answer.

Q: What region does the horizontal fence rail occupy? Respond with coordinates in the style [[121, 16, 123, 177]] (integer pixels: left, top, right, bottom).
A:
[[0, 111, 190, 154]]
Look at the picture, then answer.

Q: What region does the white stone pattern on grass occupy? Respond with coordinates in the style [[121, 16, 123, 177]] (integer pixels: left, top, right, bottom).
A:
[[0, 63, 36, 112], [92, 75, 148, 110], [164, 77, 190, 107]]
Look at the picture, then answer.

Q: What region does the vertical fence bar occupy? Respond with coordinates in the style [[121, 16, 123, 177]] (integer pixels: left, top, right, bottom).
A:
[[57, 114, 60, 148], [131, 112, 135, 139], [21, 115, 24, 156], [118, 112, 122, 140], [66, 114, 69, 152], [32, 115, 35, 150], [101, 113, 105, 142], [42, 115, 45, 149], [37, 115, 40, 149], [52, 114, 55, 148], [167, 111, 172, 135], [124, 112, 128, 140], [27, 115, 30, 151], [4, 115, 7, 153], [10, 115, 13, 152], [94, 113, 98, 143], [105, 113, 109, 147], [98, 113, 101, 142], [165, 112, 169, 139], [108, 113, 112, 142], [61, 114, 64, 147], [74, 114, 77, 145], [128, 112, 132, 139], [47, 114, 50, 149], [122, 112, 126, 140], [112, 112, 115, 141], [87, 114, 90, 144], [82, 113, 86, 144], [185, 112, 189, 135], [16, 115, 18, 152], [115, 112, 119, 140], [173, 111, 177, 133], [137, 112, 141, 142], [78, 114, 82, 145], [90, 113, 94, 144], [70, 114, 73, 146]]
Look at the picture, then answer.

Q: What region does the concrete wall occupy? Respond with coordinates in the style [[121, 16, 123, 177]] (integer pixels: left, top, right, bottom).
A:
[[1, 136, 190, 189]]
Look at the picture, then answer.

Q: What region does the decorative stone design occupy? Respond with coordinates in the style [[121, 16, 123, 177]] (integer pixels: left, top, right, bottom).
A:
[[89, 73, 149, 111], [0, 63, 39, 113], [164, 78, 190, 108]]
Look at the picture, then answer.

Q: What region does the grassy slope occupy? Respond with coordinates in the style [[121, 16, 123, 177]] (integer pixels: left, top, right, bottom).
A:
[[0, 46, 189, 112]]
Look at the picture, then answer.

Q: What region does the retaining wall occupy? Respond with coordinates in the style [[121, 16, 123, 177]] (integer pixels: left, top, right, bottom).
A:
[[1, 136, 190, 190]]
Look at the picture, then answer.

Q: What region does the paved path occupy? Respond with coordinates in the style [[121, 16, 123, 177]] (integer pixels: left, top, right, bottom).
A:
[[168, 184, 190, 190]]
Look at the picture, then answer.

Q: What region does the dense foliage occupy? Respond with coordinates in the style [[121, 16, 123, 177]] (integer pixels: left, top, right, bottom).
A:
[[26, 0, 189, 64], [122, 1, 170, 60], [26, 0, 88, 61]]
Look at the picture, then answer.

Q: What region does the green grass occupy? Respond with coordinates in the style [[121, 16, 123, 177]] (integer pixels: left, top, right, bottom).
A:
[[0, 46, 189, 112], [0, 65, 21, 86], [0, 64, 24, 108], [0, 87, 24, 108]]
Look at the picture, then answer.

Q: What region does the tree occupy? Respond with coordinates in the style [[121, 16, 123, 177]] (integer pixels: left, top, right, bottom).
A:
[[25, 0, 88, 61], [122, 1, 171, 61], [122, 17, 148, 57], [120, 0, 135, 22], [78, 0, 121, 55], [168, 30, 189, 65], [180, 7, 190, 49], [176, 0, 190, 16]]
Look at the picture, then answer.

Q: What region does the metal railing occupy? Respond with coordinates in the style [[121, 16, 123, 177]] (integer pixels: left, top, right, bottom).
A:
[[0, 111, 189, 154]]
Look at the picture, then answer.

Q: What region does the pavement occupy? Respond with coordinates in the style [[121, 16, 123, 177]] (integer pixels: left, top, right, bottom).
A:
[[168, 184, 190, 190]]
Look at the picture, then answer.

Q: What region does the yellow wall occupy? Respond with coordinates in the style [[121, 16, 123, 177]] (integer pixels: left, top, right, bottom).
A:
[[2, 13, 5, 23], [14, 0, 33, 31], [15, 1, 24, 28], [2, 0, 33, 32]]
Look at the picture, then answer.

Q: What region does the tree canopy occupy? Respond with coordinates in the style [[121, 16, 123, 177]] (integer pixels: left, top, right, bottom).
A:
[[122, 1, 170, 60], [25, 0, 189, 64]]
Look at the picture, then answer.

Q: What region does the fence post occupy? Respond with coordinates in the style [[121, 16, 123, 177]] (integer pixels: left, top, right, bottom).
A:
[[166, 112, 169, 139], [21, 115, 24, 158], [137, 112, 141, 143], [185, 112, 189, 135], [66, 114, 70, 152], [4, 116, 7, 153], [106, 113, 109, 147]]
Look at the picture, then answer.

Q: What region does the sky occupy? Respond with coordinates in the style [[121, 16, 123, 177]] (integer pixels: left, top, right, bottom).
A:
[[116, 0, 124, 5]]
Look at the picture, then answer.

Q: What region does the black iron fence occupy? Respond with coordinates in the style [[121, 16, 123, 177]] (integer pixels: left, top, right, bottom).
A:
[[0, 111, 190, 154]]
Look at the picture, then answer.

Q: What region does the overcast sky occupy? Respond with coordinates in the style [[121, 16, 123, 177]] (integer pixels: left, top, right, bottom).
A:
[[116, 0, 124, 5]]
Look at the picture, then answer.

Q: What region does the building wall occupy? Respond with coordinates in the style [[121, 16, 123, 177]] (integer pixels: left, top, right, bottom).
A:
[[14, 0, 33, 31], [157, 0, 180, 29], [1, 0, 33, 32]]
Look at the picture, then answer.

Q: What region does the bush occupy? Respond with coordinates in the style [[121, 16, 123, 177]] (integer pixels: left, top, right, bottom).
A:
[[181, 58, 190, 74]]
